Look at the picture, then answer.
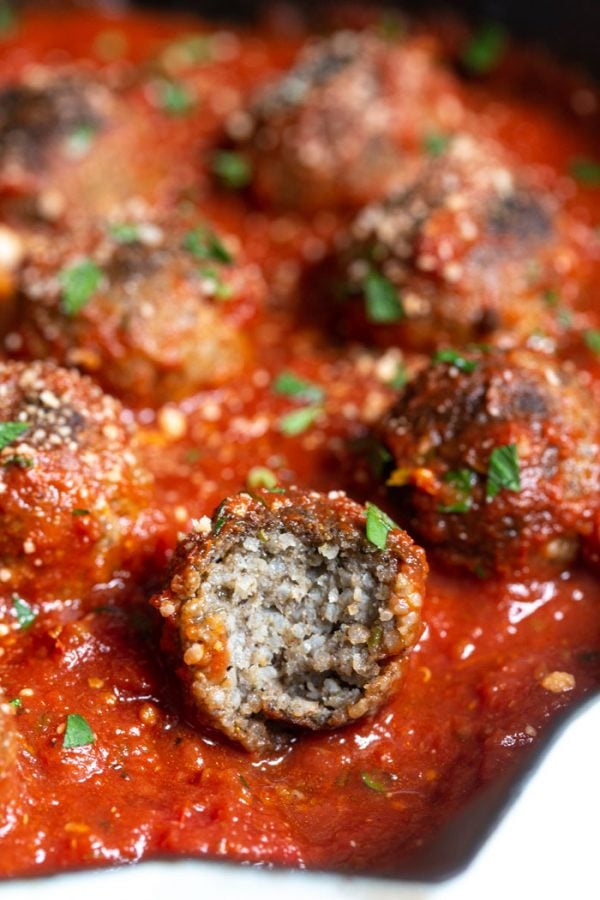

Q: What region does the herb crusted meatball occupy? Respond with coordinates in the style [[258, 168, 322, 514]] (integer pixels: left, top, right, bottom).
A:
[[0, 361, 152, 597], [229, 29, 464, 212], [339, 136, 589, 350], [153, 488, 427, 753], [16, 215, 265, 405], [379, 349, 600, 576]]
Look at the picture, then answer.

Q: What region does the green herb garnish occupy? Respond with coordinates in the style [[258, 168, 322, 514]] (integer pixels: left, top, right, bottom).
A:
[[272, 371, 324, 404], [486, 443, 521, 500], [365, 503, 398, 550], [584, 329, 600, 355], [63, 714, 95, 749], [462, 23, 508, 75], [72, 508, 90, 516], [423, 132, 450, 157], [569, 158, 600, 187], [278, 405, 322, 437], [183, 227, 233, 264], [109, 223, 141, 244], [387, 363, 408, 390], [2, 454, 33, 469], [8, 697, 22, 709], [155, 79, 196, 116], [361, 770, 391, 793], [212, 151, 252, 190], [439, 469, 477, 514], [433, 349, 478, 373], [59, 259, 102, 316], [364, 271, 404, 324], [199, 266, 233, 299], [66, 124, 96, 158], [246, 466, 278, 491], [12, 595, 36, 631], [0, 421, 29, 450]]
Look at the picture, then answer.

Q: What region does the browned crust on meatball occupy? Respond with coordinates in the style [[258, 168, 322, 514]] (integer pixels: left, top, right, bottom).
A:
[[153, 488, 427, 754], [379, 348, 600, 575], [0, 361, 152, 596]]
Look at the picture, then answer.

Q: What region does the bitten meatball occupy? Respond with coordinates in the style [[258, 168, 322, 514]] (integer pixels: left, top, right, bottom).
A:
[[229, 29, 464, 211], [16, 215, 265, 404], [338, 136, 588, 350], [153, 488, 427, 753], [0, 361, 152, 597], [379, 349, 600, 575]]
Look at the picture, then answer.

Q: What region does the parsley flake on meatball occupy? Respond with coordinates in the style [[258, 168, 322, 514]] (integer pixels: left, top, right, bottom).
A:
[[379, 349, 600, 575], [153, 488, 427, 753]]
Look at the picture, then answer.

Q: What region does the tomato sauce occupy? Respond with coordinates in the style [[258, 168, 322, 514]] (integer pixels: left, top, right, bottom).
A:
[[0, 1, 598, 880]]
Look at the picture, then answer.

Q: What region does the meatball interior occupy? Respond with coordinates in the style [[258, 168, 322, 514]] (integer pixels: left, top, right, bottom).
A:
[[230, 29, 464, 211], [340, 136, 588, 350], [380, 349, 600, 575], [0, 361, 152, 596], [17, 216, 265, 404], [154, 489, 427, 753]]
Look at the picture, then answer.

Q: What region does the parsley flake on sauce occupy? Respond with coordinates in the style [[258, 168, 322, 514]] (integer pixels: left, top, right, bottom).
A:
[[109, 223, 141, 244], [8, 697, 22, 709], [423, 132, 450, 157], [0, 421, 29, 450], [440, 469, 477, 513], [461, 23, 508, 75], [583, 329, 600, 355], [273, 371, 324, 404], [246, 466, 278, 491], [212, 151, 252, 190], [365, 503, 398, 550], [360, 770, 392, 793], [183, 227, 233, 264], [486, 444, 521, 500], [154, 78, 196, 116], [12, 594, 36, 631], [433, 349, 478, 373], [63, 714, 95, 749], [364, 271, 404, 324], [569, 158, 600, 187], [59, 259, 102, 316], [278, 405, 322, 437]]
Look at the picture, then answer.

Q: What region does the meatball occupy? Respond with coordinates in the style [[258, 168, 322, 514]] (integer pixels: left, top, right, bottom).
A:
[[379, 349, 600, 575], [339, 136, 587, 350], [16, 215, 265, 404], [229, 29, 464, 211], [0, 361, 152, 597], [0, 68, 113, 202], [153, 488, 427, 753]]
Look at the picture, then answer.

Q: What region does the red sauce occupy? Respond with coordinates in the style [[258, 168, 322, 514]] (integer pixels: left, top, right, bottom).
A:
[[0, 2, 598, 879]]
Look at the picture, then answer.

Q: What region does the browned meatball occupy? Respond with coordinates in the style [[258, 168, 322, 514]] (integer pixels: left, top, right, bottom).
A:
[[153, 488, 427, 753], [15, 215, 265, 405], [0, 361, 152, 598], [338, 136, 590, 350], [379, 349, 600, 576], [228, 29, 464, 212]]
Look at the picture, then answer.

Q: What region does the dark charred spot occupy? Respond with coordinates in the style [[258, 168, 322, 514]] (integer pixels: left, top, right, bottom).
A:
[[487, 191, 552, 243]]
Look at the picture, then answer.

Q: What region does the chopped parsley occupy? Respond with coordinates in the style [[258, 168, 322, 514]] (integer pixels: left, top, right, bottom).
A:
[[461, 23, 508, 75], [584, 329, 600, 355], [12, 595, 36, 631], [199, 266, 233, 300], [486, 443, 521, 500], [364, 271, 404, 324], [66, 124, 96, 158], [360, 770, 392, 793], [59, 259, 102, 316], [154, 78, 196, 116], [246, 466, 278, 491], [2, 454, 33, 469], [183, 227, 233, 264], [239, 774, 252, 793], [433, 349, 478, 373], [109, 223, 141, 244], [365, 503, 398, 551], [439, 469, 477, 514], [423, 132, 450, 157], [0, 421, 29, 450], [212, 151, 252, 190], [72, 508, 90, 516], [278, 405, 322, 437], [272, 371, 324, 404], [387, 362, 408, 390], [569, 158, 600, 187], [212, 499, 228, 534], [8, 697, 22, 709], [63, 714, 95, 749]]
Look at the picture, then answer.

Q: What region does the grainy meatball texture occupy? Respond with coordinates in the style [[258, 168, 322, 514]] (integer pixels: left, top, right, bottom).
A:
[[379, 349, 600, 575], [16, 216, 265, 404], [0, 361, 152, 597], [153, 488, 427, 753], [339, 136, 590, 350], [230, 29, 464, 211]]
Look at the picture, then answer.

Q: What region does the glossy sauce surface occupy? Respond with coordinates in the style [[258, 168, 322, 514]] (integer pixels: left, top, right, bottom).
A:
[[0, 2, 599, 879]]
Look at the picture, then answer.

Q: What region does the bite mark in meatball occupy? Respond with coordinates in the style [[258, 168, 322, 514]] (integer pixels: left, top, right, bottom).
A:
[[379, 349, 600, 575], [153, 488, 427, 753]]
